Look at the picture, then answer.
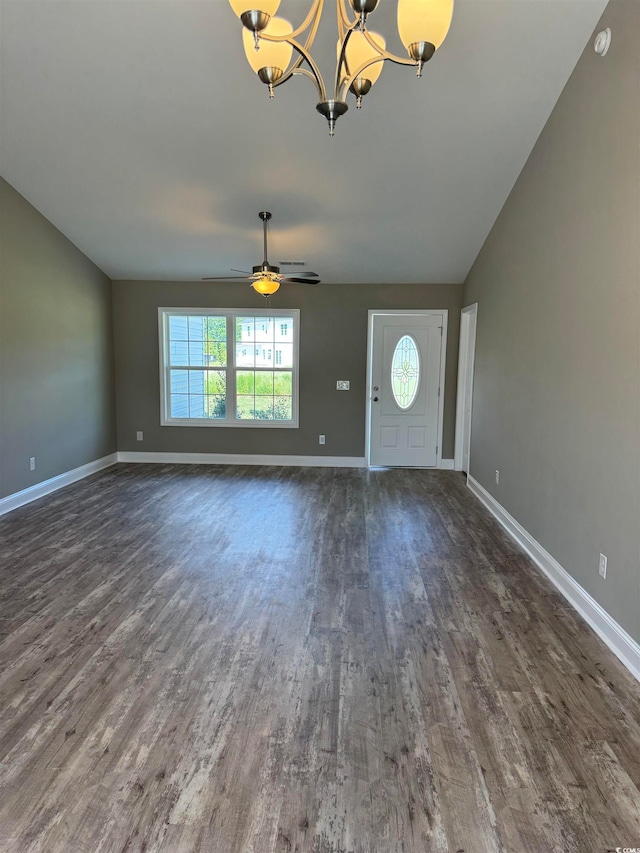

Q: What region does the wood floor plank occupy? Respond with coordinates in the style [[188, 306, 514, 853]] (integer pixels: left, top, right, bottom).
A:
[[0, 464, 639, 853]]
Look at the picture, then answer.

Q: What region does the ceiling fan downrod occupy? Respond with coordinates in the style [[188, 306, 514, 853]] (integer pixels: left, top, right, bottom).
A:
[[247, 211, 280, 296]]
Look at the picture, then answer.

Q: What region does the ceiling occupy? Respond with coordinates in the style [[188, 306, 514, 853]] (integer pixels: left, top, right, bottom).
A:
[[0, 0, 607, 284]]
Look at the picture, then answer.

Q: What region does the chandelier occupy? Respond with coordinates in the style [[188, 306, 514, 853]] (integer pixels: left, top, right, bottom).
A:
[[228, 0, 454, 135]]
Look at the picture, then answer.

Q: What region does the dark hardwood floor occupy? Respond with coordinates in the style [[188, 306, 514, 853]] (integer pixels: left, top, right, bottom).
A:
[[0, 464, 639, 853]]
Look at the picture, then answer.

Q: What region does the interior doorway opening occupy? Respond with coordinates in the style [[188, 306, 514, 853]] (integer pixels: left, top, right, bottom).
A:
[[454, 303, 478, 474]]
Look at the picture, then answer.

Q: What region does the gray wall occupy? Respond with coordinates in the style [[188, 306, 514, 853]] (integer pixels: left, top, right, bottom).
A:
[[463, 0, 640, 643], [0, 178, 116, 499], [112, 281, 463, 459]]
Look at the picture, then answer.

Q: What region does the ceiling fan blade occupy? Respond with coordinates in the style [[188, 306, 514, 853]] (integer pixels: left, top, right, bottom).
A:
[[201, 275, 249, 281], [282, 277, 321, 285], [230, 268, 251, 274], [279, 270, 319, 277]]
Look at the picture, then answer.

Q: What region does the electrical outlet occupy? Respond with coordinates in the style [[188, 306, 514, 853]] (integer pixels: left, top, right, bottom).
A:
[[598, 553, 607, 579], [336, 380, 350, 391], [495, 469, 499, 485], [136, 431, 144, 441], [29, 457, 36, 471], [319, 434, 326, 445]]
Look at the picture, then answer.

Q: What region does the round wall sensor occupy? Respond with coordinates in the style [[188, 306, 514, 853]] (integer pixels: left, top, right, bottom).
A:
[[594, 27, 611, 56]]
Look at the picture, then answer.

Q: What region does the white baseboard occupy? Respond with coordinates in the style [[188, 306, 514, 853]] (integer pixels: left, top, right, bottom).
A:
[[118, 452, 453, 470], [0, 453, 118, 517], [117, 451, 366, 468], [467, 475, 640, 684]]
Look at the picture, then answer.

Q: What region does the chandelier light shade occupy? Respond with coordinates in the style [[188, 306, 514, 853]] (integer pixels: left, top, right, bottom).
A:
[[230, 0, 454, 135], [230, 0, 280, 40], [397, 0, 454, 62], [340, 31, 386, 107], [242, 16, 294, 93], [229, 0, 279, 17]]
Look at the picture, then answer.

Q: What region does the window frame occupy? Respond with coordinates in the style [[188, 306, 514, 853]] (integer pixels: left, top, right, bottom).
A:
[[158, 307, 300, 429]]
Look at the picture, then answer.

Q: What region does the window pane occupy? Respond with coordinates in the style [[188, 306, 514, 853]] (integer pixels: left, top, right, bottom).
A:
[[169, 340, 189, 366], [170, 394, 189, 418], [236, 371, 255, 395], [205, 316, 226, 341], [255, 372, 274, 396], [170, 370, 189, 394], [188, 371, 206, 394], [254, 399, 274, 420], [236, 395, 255, 419], [254, 317, 274, 343], [206, 395, 226, 418], [204, 340, 226, 367], [275, 317, 291, 339], [275, 344, 293, 368], [391, 334, 420, 410], [255, 347, 273, 367], [189, 395, 205, 417], [237, 317, 255, 343], [206, 370, 226, 395], [188, 316, 205, 340], [236, 342, 254, 367], [274, 372, 292, 395], [188, 341, 206, 366], [274, 397, 292, 420], [169, 316, 188, 341]]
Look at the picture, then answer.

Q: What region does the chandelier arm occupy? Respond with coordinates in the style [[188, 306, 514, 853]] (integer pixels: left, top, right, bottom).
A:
[[334, 22, 359, 101], [261, 5, 321, 88], [336, 0, 358, 33], [280, 67, 325, 100], [257, 1, 325, 96], [361, 30, 416, 67], [257, 0, 323, 43], [339, 55, 387, 100], [271, 39, 327, 100]]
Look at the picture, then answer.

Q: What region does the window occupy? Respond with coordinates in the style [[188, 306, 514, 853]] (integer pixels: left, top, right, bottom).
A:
[[391, 334, 420, 410], [159, 308, 299, 428]]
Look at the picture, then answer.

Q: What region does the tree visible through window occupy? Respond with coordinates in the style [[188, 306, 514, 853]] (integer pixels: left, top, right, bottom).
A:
[[160, 309, 299, 427]]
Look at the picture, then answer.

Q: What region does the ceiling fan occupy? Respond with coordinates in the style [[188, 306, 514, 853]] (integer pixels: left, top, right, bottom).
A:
[[202, 211, 321, 296]]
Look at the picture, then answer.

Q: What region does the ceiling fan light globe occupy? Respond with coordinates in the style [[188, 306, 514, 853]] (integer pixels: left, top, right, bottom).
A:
[[230, 0, 280, 21], [397, 0, 453, 53], [252, 277, 281, 296], [243, 17, 293, 75]]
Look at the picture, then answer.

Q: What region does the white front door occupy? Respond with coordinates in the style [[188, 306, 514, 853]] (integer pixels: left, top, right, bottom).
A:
[[368, 313, 445, 467]]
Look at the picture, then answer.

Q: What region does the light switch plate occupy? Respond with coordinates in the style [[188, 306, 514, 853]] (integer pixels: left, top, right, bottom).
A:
[[599, 553, 607, 579], [336, 380, 350, 391]]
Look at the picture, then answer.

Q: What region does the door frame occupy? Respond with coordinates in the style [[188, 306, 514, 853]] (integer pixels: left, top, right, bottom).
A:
[[366, 309, 448, 468], [454, 302, 478, 473]]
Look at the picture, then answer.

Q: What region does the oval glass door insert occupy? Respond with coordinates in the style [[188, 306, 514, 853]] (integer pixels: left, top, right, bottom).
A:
[[391, 335, 420, 409]]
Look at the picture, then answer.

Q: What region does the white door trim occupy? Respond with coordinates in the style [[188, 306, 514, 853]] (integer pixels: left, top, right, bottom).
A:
[[366, 309, 448, 468], [454, 303, 478, 472]]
